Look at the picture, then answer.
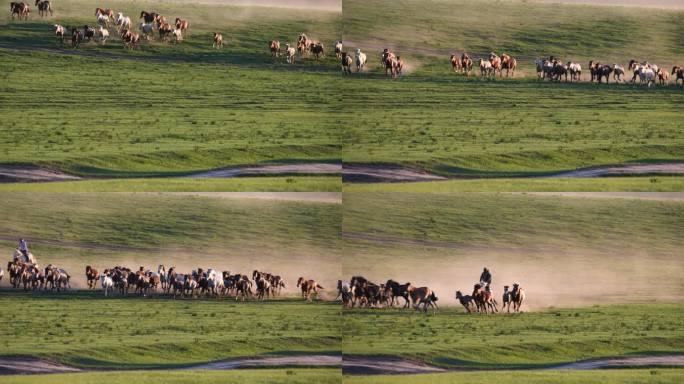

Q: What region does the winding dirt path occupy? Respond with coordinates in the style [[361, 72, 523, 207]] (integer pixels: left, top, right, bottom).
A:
[[188, 163, 341, 178], [342, 163, 684, 183], [1, 354, 682, 375], [0, 166, 81, 183], [0, 358, 82, 375], [342, 355, 684, 375], [0, 163, 340, 183], [342, 357, 446, 375], [0, 355, 340, 375]]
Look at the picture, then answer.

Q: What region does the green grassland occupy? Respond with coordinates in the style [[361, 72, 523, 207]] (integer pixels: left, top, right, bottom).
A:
[[342, 192, 683, 252], [344, 369, 684, 384], [342, 304, 684, 368], [0, 192, 341, 287], [0, 176, 341, 192], [344, 176, 684, 192], [0, 290, 340, 367], [340, 0, 684, 178], [0, 369, 341, 384], [0, 0, 342, 177], [344, 0, 683, 63]]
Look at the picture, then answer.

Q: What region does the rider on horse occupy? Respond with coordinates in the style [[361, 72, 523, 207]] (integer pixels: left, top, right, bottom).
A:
[[479, 267, 492, 287]]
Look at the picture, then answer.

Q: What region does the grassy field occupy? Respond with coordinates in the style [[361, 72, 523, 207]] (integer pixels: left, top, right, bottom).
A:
[[342, 304, 684, 368], [344, 369, 684, 384], [340, 0, 684, 179], [0, 290, 340, 367], [343, 192, 683, 252], [344, 0, 684, 63], [0, 369, 341, 384], [341, 193, 684, 307], [0, 176, 341, 192], [0, 192, 341, 288], [0, 0, 341, 177], [344, 176, 684, 192]]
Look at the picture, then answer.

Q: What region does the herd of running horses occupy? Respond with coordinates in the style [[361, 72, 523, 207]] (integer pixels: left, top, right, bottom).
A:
[[2, 251, 526, 314], [337, 274, 526, 314], [9, 1, 684, 84], [1, 251, 325, 302]]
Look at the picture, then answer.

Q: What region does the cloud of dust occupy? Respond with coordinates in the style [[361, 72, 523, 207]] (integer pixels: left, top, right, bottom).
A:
[[343, 247, 684, 310]]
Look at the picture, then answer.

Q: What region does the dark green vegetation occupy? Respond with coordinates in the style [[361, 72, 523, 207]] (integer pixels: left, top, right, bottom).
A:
[[0, 290, 340, 367], [344, 176, 684, 192], [341, 0, 684, 178], [0, 192, 341, 286], [0, 0, 341, 177], [0, 369, 341, 384], [344, 368, 684, 384], [0, 176, 341, 192], [342, 304, 684, 368]]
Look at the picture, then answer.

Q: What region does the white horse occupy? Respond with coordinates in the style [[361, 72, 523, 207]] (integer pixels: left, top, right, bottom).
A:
[[157, 265, 167, 290], [635, 64, 656, 87], [568, 62, 582, 82], [172, 28, 183, 43], [355, 48, 367, 72], [116, 13, 131, 33], [0, 268, 4, 284], [97, 13, 109, 28], [101, 274, 114, 297], [285, 44, 296, 64], [140, 22, 154, 40], [334, 40, 343, 58], [479, 58, 493, 77], [97, 26, 109, 45]]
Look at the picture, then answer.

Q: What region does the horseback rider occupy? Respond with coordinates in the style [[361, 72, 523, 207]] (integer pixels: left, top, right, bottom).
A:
[[479, 267, 492, 287], [18, 238, 31, 263]]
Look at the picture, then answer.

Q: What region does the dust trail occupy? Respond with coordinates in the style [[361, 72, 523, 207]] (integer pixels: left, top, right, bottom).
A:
[[343, 247, 684, 310]]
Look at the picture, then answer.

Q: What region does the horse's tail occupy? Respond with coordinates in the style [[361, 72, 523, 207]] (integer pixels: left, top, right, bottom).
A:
[[316, 284, 324, 290]]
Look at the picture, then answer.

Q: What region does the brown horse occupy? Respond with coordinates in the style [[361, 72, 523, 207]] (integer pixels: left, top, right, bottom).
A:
[[213, 32, 223, 49], [511, 283, 525, 312], [140, 11, 158, 24], [297, 277, 323, 301], [450, 54, 461, 73], [85, 265, 100, 289], [461, 53, 473, 76], [35, 0, 51, 17], [175, 17, 188, 36], [671, 66, 683, 86], [382, 49, 398, 78], [408, 286, 438, 313], [95, 7, 114, 20], [269, 40, 280, 57], [501, 53, 517, 77], [341, 52, 353, 74], [489, 53, 502, 76], [11, 2, 30, 20]]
